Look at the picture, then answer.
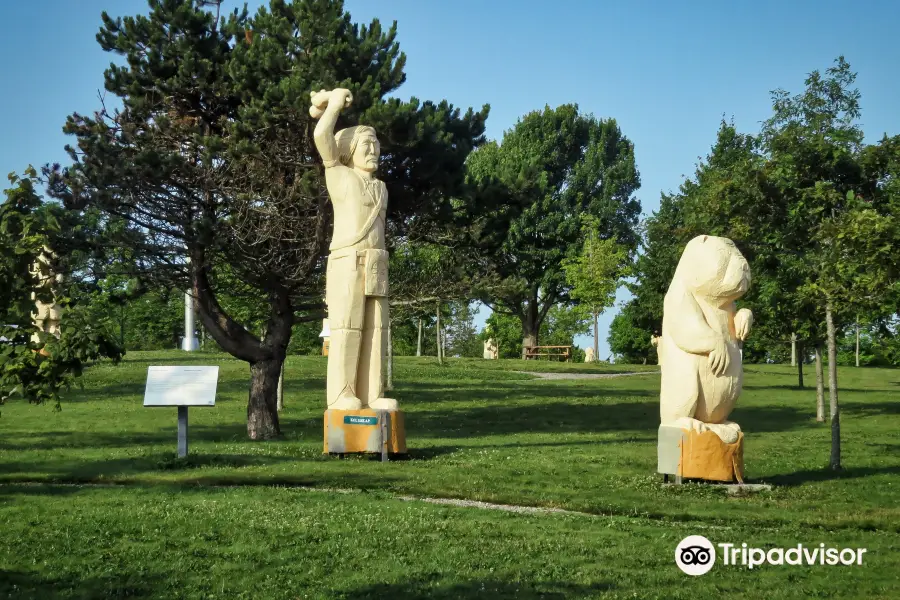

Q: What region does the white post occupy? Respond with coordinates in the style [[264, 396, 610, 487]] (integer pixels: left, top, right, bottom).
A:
[[182, 290, 199, 351], [790, 332, 797, 367], [182, 255, 199, 352]]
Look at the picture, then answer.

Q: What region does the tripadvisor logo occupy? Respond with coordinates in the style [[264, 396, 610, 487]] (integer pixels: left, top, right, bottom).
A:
[[675, 535, 716, 576], [675, 535, 868, 575]]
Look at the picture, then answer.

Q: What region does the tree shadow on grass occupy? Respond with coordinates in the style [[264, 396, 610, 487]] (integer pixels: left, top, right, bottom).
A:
[[841, 401, 900, 417], [408, 401, 814, 439], [0, 422, 256, 451], [0, 456, 406, 490], [761, 465, 900, 486], [0, 569, 167, 600], [0, 483, 88, 506], [743, 384, 876, 393], [406, 437, 656, 460], [342, 578, 615, 600], [0, 452, 304, 482], [397, 380, 658, 403]]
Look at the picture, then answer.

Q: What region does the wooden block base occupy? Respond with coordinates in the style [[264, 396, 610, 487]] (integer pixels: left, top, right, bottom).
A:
[[658, 424, 744, 483], [323, 409, 406, 455]]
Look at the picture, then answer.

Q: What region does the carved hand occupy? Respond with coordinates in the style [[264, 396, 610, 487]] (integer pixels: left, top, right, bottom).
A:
[[734, 308, 753, 341], [309, 88, 353, 119], [708, 337, 730, 376]]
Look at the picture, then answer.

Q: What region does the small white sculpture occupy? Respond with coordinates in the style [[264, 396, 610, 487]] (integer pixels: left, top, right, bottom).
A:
[[311, 88, 397, 411], [483, 338, 498, 359], [31, 249, 63, 344], [584, 347, 595, 362], [658, 235, 752, 444]]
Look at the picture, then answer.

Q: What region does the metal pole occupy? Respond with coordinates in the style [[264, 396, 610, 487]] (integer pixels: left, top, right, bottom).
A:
[[177, 406, 188, 457], [381, 412, 389, 463]]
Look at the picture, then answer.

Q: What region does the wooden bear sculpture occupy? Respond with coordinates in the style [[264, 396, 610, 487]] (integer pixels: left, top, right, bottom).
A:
[[658, 235, 753, 444]]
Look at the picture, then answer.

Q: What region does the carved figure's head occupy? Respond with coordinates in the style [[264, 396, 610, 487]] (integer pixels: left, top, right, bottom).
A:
[[335, 126, 379, 172], [674, 235, 751, 304]]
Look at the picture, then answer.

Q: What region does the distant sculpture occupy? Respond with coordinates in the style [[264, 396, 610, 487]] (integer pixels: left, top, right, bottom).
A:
[[658, 235, 752, 444], [31, 249, 63, 346], [584, 347, 595, 362], [650, 335, 662, 364], [311, 88, 396, 411], [483, 338, 498, 360], [319, 318, 331, 356]]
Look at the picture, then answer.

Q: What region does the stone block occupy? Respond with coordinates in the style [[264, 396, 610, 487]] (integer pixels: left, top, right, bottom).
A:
[[323, 409, 406, 455], [658, 424, 744, 483]]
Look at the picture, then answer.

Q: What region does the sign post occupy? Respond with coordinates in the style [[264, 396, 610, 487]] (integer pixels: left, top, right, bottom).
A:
[[143, 366, 218, 458], [177, 406, 189, 457]]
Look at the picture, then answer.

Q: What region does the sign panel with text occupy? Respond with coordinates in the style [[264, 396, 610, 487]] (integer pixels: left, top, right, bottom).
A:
[[143, 366, 219, 407]]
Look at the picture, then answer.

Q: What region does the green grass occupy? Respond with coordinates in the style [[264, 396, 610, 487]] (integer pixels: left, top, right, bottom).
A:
[[0, 351, 898, 598]]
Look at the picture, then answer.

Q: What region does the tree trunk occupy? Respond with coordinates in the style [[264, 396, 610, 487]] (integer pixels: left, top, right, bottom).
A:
[[276, 361, 285, 412], [790, 332, 797, 367], [825, 303, 841, 470], [593, 311, 600, 359], [815, 344, 825, 423], [248, 357, 282, 439], [190, 251, 290, 441], [521, 302, 539, 360], [416, 318, 423, 357], [386, 319, 394, 391], [796, 341, 804, 388], [855, 317, 860, 367], [436, 301, 442, 365]]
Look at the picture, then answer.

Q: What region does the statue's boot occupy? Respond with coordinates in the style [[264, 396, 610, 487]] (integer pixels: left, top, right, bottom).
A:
[[369, 397, 398, 410], [671, 417, 741, 444], [705, 421, 741, 444], [327, 328, 363, 410]]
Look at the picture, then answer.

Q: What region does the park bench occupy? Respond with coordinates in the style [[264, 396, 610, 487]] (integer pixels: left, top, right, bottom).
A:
[[523, 345, 572, 362]]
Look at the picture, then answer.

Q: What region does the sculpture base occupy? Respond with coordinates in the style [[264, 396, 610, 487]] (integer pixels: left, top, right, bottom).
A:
[[323, 409, 406, 455], [657, 424, 744, 483]]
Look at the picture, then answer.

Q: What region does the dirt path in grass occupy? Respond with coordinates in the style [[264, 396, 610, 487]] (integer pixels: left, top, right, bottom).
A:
[[515, 371, 659, 380]]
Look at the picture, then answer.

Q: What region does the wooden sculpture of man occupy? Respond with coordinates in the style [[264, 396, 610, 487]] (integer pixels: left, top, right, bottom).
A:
[[310, 88, 398, 412], [31, 248, 63, 347]]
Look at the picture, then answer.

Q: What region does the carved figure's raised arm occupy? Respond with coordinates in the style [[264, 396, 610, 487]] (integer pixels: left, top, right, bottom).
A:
[[309, 88, 352, 168]]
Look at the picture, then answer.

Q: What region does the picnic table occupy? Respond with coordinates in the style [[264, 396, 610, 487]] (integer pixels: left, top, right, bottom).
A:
[[523, 345, 572, 362]]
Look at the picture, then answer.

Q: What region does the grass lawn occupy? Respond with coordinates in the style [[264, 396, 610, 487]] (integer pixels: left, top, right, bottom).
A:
[[0, 351, 898, 598]]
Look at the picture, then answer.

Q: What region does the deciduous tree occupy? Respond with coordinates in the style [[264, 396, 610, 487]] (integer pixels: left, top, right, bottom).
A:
[[467, 104, 640, 357]]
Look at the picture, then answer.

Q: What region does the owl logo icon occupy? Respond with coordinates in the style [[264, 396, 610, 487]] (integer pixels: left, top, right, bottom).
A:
[[675, 535, 716, 576]]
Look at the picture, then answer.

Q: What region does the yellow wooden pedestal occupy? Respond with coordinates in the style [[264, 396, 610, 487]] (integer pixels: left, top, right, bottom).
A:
[[658, 425, 744, 483], [323, 409, 407, 455]]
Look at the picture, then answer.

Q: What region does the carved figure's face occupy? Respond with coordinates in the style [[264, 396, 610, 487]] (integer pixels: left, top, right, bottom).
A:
[[353, 132, 380, 173], [679, 235, 751, 304], [719, 241, 751, 298]]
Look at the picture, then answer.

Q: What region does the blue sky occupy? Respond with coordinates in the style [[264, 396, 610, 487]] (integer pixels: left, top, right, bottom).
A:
[[2, 1, 898, 359]]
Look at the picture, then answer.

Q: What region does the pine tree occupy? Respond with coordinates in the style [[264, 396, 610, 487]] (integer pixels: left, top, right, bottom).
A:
[[48, 0, 488, 439]]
